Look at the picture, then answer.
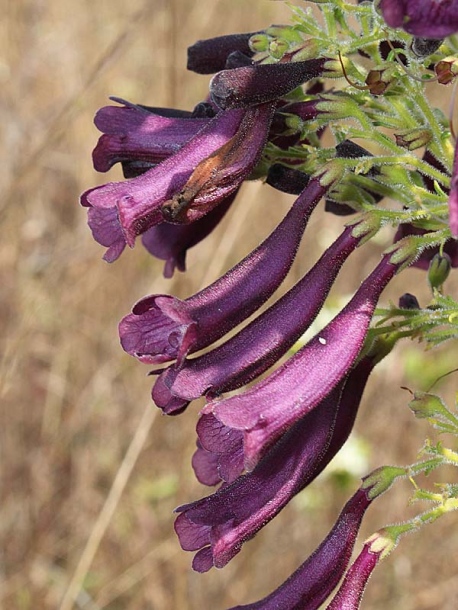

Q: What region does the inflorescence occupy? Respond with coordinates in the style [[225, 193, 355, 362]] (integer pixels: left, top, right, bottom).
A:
[[81, 1, 458, 608]]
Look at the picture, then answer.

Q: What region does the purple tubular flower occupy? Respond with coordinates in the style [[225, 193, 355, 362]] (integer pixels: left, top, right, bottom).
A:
[[227, 488, 373, 610], [206, 252, 401, 471], [152, 223, 367, 415], [195, 334, 396, 486], [119, 176, 329, 366], [175, 342, 399, 570], [82, 103, 273, 258], [160, 102, 276, 223], [91, 99, 210, 173], [379, 0, 458, 39], [325, 542, 382, 610], [210, 59, 326, 109], [141, 190, 236, 278], [175, 385, 342, 572], [448, 142, 458, 238], [187, 32, 258, 74]]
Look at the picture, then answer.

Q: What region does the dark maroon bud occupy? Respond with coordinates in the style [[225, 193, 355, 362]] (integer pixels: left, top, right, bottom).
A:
[[380, 0, 458, 39], [399, 293, 420, 309], [335, 140, 378, 177], [411, 37, 443, 58], [324, 200, 359, 216], [225, 50, 255, 69], [187, 32, 258, 75], [210, 58, 326, 109], [422, 149, 449, 193], [325, 140, 382, 215], [266, 164, 310, 194]]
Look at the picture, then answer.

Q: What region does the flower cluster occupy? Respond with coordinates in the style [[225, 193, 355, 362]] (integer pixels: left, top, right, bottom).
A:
[[82, 0, 458, 608]]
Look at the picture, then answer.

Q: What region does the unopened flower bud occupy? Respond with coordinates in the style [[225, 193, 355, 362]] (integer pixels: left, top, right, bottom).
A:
[[435, 57, 458, 84], [411, 37, 443, 58], [395, 128, 432, 150], [428, 252, 451, 289], [269, 38, 290, 60], [289, 39, 320, 62], [249, 33, 270, 53], [398, 293, 420, 309]]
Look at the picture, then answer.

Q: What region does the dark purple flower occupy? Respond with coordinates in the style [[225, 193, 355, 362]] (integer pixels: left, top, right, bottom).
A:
[[187, 32, 258, 74], [325, 541, 383, 610], [119, 176, 330, 366], [204, 251, 404, 472], [91, 99, 210, 173], [152, 221, 373, 415], [176, 387, 403, 575], [141, 191, 236, 278], [210, 59, 326, 109], [82, 103, 274, 259], [195, 333, 399, 486], [228, 486, 384, 610], [174, 385, 342, 572], [379, 0, 458, 39], [174, 337, 401, 570]]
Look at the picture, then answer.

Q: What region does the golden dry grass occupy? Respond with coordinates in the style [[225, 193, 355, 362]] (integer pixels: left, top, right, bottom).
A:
[[2, 1, 458, 609]]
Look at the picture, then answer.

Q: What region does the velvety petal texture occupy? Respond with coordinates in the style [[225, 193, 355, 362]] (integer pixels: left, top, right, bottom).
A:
[[119, 176, 329, 366], [228, 488, 372, 610], [187, 32, 257, 74], [175, 338, 398, 569], [196, 335, 397, 485], [152, 222, 368, 415], [160, 102, 276, 223], [210, 59, 326, 109], [325, 542, 382, 609], [92, 99, 210, 172], [175, 385, 342, 572], [205, 253, 401, 471], [380, 0, 458, 38], [82, 106, 248, 257]]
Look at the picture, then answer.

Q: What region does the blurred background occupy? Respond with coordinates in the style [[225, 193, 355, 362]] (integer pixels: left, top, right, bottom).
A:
[[2, 0, 458, 608]]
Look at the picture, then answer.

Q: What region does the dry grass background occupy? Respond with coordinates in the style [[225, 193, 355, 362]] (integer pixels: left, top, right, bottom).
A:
[[2, 1, 458, 608]]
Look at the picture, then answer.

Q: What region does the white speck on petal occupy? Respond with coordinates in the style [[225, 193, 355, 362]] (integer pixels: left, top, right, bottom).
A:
[[318, 337, 327, 345]]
